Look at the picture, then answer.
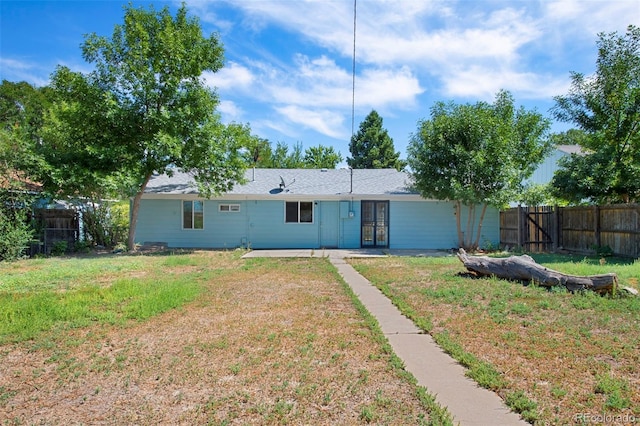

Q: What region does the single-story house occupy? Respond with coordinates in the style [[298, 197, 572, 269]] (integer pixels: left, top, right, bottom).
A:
[[134, 168, 500, 250]]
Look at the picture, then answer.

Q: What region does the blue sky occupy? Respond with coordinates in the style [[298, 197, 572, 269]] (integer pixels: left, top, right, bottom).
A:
[[1, 1, 638, 164]]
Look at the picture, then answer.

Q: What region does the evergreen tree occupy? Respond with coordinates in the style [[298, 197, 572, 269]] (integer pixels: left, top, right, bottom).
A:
[[347, 110, 404, 170]]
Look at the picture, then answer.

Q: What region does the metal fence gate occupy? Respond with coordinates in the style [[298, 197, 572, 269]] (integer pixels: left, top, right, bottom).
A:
[[36, 209, 80, 255]]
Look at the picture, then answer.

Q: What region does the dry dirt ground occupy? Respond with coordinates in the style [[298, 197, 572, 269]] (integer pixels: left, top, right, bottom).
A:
[[348, 256, 640, 425], [0, 254, 433, 425]]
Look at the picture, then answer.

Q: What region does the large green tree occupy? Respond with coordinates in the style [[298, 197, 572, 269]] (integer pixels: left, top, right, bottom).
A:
[[242, 137, 273, 167], [243, 140, 343, 169], [347, 110, 404, 170], [408, 90, 552, 250], [551, 25, 640, 204], [271, 142, 305, 168], [303, 145, 343, 169], [41, 4, 255, 250], [0, 80, 50, 182], [0, 80, 51, 260]]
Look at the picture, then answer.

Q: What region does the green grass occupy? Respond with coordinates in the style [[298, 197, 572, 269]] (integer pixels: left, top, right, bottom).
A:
[[505, 390, 538, 423], [0, 256, 149, 292], [349, 253, 640, 425], [0, 276, 203, 344], [331, 258, 455, 425], [432, 330, 506, 390], [0, 253, 210, 344], [1, 251, 452, 424], [595, 373, 632, 410]]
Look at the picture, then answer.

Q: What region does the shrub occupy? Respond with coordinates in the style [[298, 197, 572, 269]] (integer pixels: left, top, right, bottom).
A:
[[0, 211, 34, 262], [81, 201, 129, 248], [591, 244, 614, 257], [51, 240, 68, 256], [74, 240, 92, 253]]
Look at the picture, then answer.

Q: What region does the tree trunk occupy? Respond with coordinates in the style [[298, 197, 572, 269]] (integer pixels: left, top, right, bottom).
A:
[[465, 203, 474, 248], [456, 249, 618, 293], [455, 201, 464, 248], [472, 203, 488, 250], [127, 173, 153, 252]]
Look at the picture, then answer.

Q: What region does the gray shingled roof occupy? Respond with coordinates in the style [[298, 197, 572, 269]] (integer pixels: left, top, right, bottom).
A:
[[556, 144, 584, 155], [144, 168, 418, 196]]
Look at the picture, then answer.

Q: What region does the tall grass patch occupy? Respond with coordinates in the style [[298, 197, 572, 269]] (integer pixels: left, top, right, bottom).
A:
[[0, 252, 213, 344], [0, 256, 149, 292], [350, 253, 640, 425], [0, 275, 202, 344]]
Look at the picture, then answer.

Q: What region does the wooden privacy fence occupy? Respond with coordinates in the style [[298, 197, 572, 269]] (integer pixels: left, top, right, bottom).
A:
[[500, 204, 640, 258]]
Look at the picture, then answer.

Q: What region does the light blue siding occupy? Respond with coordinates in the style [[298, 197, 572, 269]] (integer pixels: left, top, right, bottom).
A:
[[134, 199, 249, 249], [340, 201, 361, 248], [389, 201, 457, 249], [136, 199, 347, 249], [389, 201, 499, 249], [246, 200, 318, 249], [319, 202, 339, 248], [135, 198, 499, 250], [527, 149, 567, 186]]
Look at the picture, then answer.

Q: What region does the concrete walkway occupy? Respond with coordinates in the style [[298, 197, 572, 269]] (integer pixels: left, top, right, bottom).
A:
[[242, 249, 528, 425]]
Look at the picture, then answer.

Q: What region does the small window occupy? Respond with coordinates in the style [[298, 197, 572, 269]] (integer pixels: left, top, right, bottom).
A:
[[219, 204, 240, 212], [285, 201, 313, 223], [183, 200, 204, 229]]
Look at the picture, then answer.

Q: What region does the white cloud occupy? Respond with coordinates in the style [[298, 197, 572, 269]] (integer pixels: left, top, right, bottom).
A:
[[0, 58, 50, 87], [356, 5, 541, 67], [263, 55, 352, 108], [181, 0, 235, 32], [191, 0, 636, 143], [442, 65, 571, 101], [275, 106, 345, 139], [202, 61, 254, 90], [208, 1, 548, 103], [221, 54, 422, 110], [1, 57, 31, 71], [356, 67, 423, 109], [542, 0, 637, 35], [253, 117, 298, 140], [216, 100, 244, 123]]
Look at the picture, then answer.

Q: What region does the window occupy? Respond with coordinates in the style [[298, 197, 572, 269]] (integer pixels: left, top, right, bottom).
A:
[[285, 201, 313, 223], [219, 204, 240, 212], [183, 200, 204, 229]]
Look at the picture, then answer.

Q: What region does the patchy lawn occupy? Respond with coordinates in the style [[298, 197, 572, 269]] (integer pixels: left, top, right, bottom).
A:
[[349, 254, 640, 425], [0, 251, 448, 425]]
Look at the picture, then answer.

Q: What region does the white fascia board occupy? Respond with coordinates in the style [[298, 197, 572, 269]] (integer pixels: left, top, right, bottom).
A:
[[141, 193, 428, 202]]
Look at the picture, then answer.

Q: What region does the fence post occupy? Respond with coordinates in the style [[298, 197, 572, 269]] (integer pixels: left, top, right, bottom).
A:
[[594, 205, 601, 249], [517, 205, 524, 249], [552, 205, 559, 252]]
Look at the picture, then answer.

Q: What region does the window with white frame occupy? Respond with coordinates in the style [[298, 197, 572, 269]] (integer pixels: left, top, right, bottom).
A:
[[219, 204, 240, 212], [183, 200, 204, 229], [285, 201, 313, 223]]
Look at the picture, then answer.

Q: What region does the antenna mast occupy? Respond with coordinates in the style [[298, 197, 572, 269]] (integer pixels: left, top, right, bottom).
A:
[[351, 0, 357, 138]]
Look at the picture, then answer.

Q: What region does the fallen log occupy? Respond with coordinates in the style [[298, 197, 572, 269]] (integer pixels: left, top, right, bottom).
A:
[[456, 249, 618, 293]]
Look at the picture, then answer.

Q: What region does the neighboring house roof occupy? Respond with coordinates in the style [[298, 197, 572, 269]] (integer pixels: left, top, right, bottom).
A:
[[556, 144, 584, 155], [144, 168, 418, 198], [0, 169, 42, 192]]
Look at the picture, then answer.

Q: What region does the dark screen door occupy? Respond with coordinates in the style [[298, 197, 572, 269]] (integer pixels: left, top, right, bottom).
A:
[[361, 201, 389, 248]]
